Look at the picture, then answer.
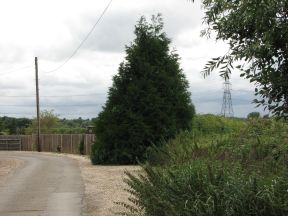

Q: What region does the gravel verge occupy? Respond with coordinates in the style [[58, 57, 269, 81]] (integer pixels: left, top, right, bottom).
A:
[[0, 155, 24, 186], [46, 153, 140, 216]]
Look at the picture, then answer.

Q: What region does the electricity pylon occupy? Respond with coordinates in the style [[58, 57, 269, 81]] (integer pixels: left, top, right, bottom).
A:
[[221, 80, 234, 117]]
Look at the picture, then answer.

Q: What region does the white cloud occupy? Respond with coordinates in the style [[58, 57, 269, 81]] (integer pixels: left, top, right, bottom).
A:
[[0, 0, 267, 118]]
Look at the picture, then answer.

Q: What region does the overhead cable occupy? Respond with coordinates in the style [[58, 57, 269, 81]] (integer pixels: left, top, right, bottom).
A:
[[0, 103, 103, 107], [0, 93, 105, 98], [0, 112, 99, 116], [0, 65, 33, 76], [43, 0, 113, 74]]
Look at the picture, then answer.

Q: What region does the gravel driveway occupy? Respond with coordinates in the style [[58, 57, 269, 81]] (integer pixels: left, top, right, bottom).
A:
[[0, 152, 140, 216], [0, 152, 84, 216], [67, 154, 140, 216]]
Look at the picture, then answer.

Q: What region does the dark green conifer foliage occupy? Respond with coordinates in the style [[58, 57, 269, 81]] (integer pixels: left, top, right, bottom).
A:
[[91, 15, 195, 164]]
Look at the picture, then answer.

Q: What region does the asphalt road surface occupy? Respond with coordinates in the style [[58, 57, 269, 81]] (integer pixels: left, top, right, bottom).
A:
[[0, 152, 84, 216]]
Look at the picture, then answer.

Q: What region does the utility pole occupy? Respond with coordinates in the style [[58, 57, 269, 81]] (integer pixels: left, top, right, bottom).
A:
[[221, 79, 234, 117], [35, 57, 41, 152]]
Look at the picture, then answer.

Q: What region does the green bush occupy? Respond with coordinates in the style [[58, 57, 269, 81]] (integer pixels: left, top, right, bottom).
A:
[[247, 112, 261, 119], [193, 114, 244, 135]]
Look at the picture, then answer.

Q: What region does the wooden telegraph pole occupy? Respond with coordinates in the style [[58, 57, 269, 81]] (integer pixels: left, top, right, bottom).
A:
[[35, 57, 41, 152]]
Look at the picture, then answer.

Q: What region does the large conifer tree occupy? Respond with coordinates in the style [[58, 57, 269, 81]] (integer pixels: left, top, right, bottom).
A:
[[91, 15, 195, 164]]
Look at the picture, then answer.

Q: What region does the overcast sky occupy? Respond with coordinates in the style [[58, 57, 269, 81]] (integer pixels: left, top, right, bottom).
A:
[[0, 0, 267, 119]]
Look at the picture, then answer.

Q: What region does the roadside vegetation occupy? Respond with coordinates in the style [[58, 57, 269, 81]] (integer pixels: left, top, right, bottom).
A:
[[120, 115, 288, 216]]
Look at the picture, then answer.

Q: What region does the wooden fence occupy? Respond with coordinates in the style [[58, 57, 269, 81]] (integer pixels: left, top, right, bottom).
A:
[[0, 134, 95, 155], [0, 138, 21, 151]]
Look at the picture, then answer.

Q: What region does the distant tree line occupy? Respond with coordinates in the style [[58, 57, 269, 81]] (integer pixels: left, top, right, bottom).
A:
[[0, 116, 31, 135], [0, 110, 96, 135]]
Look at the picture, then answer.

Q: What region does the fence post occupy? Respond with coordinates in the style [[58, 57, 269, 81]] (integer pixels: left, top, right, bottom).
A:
[[61, 135, 63, 152], [85, 134, 87, 155], [70, 134, 73, 154], [51, 135, 54, 152], [20, 136, 22, 151]]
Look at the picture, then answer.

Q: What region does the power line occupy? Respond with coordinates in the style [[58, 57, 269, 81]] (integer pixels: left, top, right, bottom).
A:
[[0, 112, 99, 116], [0, 103, 103, 107], [0, 65, 34, 76], [0, 93, 105, 98], [41, 103, 103, 107], [43, 0, 113, 74], [41, 93, 106, 98], [0, 104, 34, 107], [0, 95, 35, 98]]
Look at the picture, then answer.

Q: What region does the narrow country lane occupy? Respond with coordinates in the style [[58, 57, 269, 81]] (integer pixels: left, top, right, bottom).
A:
[[0, 152, 84, 216]]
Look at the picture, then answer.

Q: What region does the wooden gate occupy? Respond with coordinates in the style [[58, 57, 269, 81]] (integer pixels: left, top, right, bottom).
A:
[[0, 138, 21, 150]]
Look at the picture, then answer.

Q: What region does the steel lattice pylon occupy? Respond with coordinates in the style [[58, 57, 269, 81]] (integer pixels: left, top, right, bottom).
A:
[[221, 80, 234, 117]]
